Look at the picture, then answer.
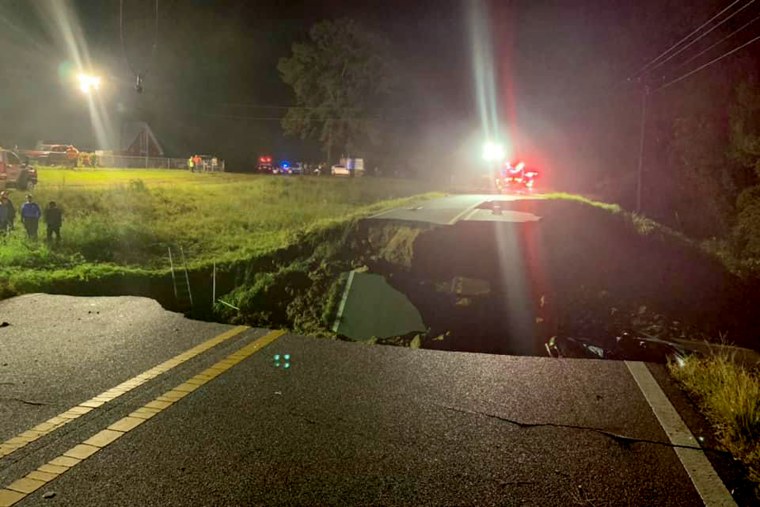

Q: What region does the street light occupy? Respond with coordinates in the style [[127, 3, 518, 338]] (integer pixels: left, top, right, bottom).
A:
[[482, 141, 506, 162], [77, 73, 101, 94]]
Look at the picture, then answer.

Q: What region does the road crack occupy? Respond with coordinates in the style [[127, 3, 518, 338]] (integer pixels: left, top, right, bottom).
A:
[[436, 404, 727, 454], [0, 396, 48, 406]]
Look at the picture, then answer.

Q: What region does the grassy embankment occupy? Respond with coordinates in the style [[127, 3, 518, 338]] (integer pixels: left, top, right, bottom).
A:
[[0, 168, 443, 299], [670, 354, 760, 487]]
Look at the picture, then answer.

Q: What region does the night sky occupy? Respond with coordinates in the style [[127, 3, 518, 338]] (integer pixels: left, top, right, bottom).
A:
[[0, 0, 757, 183]]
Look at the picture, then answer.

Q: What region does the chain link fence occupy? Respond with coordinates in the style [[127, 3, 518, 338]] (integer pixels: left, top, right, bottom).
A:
[[92, 154, 225, 171]]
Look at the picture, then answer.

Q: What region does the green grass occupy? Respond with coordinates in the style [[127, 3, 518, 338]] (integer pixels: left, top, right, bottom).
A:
[[35, 167, 252, 188], [540, 192, 623, 214], [0, 168, 443, 294], [669, 354, 760, 485]]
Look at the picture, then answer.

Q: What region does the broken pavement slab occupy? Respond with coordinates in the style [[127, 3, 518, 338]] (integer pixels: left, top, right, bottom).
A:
[[333, 272, 426, 341]]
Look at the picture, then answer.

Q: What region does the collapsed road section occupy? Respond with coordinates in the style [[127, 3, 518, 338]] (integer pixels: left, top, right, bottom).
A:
[[334, 195, 760, 364]]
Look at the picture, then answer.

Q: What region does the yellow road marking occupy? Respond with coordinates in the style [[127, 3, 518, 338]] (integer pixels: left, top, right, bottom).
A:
[[0, 489, 24, 507], [0, 325, 249, 461], [0, 329, 285, 506], [107, 417, 144, 433]]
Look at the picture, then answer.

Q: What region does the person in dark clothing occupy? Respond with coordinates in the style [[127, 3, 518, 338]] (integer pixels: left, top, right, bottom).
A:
[[44, 201, 63, 243], [0, 191, 13, 233], [2, 192, 15, 231], [0, 197, 8, 235], [20, 194, 41, 239]]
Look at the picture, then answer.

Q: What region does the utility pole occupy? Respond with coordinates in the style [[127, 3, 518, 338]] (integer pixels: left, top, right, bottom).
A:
[[636, 85, 650, 213]]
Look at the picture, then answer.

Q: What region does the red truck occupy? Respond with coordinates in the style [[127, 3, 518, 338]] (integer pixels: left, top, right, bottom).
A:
[[0, 148, 37, 191], [21, 143, 79, 167]]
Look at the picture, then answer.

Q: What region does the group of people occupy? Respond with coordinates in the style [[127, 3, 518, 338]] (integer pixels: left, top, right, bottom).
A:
[[187, 155, 220, 173], [0, 191, 63, 242]]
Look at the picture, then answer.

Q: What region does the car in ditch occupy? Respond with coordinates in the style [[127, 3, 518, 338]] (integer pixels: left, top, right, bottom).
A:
[[0, 149, 37, 191]]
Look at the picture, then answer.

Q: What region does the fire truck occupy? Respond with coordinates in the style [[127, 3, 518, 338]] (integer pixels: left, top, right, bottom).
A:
[[494, 161, 539, 194]]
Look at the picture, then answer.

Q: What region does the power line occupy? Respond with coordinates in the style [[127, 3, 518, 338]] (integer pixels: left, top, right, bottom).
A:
[[204, 114, 384, 121], [221, 104, 363, 111], [120, 0, 159, 92], [657, 31, 760, 91], [670, 11, 760, 73], [632, 0, 743, 78], [645, 0, 757, 76]]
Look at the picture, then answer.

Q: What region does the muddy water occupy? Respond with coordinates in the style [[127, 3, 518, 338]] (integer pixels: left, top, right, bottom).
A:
[[374, 219, 555, 357]]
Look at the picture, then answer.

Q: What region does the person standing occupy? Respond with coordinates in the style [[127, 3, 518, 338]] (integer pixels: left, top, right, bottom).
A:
[[44, 201, 63, 243], [0, 196, 8, 235], [187, 156, 194, 172], [20, 194, 41, 239], [0, 191, 14, 232]]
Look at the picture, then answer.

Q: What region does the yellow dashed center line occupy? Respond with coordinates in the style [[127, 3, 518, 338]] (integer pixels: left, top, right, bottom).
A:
[[0, 329, 285, 507], [0, 325, 249, 462]]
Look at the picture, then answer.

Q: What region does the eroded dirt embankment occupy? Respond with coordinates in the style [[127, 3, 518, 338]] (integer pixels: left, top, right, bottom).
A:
[[358, 199, 760, 357]]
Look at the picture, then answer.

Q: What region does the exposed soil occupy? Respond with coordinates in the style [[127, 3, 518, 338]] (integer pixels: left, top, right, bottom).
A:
[[365, 199, 760, 357]]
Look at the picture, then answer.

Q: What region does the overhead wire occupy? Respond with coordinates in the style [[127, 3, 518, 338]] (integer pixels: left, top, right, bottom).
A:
[[656, 31, 760, 91], [632, 0, 743, 78], [669, 11, 760, 73], [646, 0, 757, 77]]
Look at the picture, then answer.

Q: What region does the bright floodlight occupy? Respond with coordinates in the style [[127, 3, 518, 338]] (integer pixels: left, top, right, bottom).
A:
[[77, 73, 101, 94], [482, 141, 505, 162]]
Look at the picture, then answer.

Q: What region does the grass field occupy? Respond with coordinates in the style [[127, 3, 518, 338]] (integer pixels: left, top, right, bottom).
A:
[[0, 168, 443, 294], [37, 167, 257, 188]]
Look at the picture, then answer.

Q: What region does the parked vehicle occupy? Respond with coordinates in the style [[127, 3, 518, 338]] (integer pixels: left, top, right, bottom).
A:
[[275, 161, 303, 175], [330, 164, 350, 176], [21, 143, 79, 167], [256, 156, 274, 173], [331, 157, 365, 176], [494, 161, 539, 194], [0, 149, 37, 191]]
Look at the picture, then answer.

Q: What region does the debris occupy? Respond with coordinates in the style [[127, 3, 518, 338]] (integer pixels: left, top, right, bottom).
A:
[[0, 322, 9, 328], [43, 491, 56, 499], [546, 332, 686, 363]]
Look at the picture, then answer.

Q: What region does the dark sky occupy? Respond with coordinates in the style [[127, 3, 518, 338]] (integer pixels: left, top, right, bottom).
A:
[[0, 0, 758, 178]]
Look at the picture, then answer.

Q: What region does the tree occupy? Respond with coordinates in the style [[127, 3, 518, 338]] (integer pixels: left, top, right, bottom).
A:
[[278, 19, 395, 164], [665, 113, 731, 235], [730, 81, 760, 258], [730, 80, 760, 180]]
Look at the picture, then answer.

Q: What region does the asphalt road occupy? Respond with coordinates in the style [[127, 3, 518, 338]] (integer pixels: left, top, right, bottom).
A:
[[370, 194, 526, 225], [0, 295, 746, 506]]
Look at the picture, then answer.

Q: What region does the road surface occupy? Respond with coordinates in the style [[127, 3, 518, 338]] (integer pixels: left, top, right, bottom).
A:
[[369, 194, 537, 225], [0, 295, 748, 506]]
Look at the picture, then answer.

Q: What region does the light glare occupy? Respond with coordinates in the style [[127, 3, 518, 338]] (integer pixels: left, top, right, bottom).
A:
[[78, 73, 101, 94], [482, 141, 506, 162]]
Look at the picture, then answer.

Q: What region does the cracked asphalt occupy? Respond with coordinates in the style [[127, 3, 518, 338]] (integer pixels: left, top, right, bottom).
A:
[[0, 295, 744, 505]]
